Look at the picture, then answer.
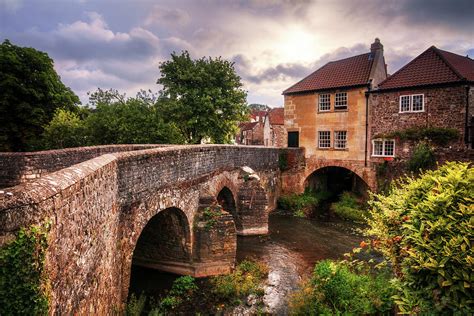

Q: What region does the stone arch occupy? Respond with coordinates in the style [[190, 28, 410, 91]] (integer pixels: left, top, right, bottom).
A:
[[302, 160, 375, 193], [304, 166, 369, 197], [131, 207, 192, 270], [217, 186, 241, 231]]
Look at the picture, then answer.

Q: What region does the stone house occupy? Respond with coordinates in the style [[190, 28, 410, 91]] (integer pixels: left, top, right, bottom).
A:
[[283, 39, 387, 160], [369, 46, 474, 164], [263, 108, 286, 147]]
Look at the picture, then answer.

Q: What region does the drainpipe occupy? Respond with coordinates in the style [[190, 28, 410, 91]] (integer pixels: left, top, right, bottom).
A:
[[465, 84, 470, 146], [364, 80, 372, 167]]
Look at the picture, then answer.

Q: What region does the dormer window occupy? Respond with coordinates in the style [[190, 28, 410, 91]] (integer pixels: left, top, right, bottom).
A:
[[335, 92, 348, 110], [400, 94, 424, 113]]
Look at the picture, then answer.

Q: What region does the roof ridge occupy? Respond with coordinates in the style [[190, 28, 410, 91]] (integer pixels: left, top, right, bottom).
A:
[[378, 46, 440, 87], [282, 62, 332, 94], [433, 47, 467, 81]]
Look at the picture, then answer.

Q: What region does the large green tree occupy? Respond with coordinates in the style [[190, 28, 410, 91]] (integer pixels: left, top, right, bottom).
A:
[[157, 51, 248, 144], [0, 40, 80, 151]]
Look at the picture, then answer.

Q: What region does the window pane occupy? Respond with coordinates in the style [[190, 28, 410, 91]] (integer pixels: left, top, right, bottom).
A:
[[384, 140, 395, 156], [400, 95, 410, 112], [319, 94, 330, 111], [373, 141, 383, 155], [334, 131, 347, 149], [335, 92, 347, 109], [318, 131, 331, 148], [412, 95, 423, 111]]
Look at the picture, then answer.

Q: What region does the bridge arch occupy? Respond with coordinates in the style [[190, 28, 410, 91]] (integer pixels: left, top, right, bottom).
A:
[[304, 165, 369, 197], [217, 186, 241, 231]]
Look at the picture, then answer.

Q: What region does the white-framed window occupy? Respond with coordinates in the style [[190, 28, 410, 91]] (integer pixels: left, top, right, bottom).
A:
[[318, 131, 331, 148], [399, 94, 424, 113], [318, 94, 330, 112], [334, 131, 347, 149], [372, 139, 395, 157], [335, 92, 348, 110]]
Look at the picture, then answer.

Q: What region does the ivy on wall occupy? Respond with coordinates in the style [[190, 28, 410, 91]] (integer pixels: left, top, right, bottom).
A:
[[0, 221, 51, 315], [375, 127, 459, 146]]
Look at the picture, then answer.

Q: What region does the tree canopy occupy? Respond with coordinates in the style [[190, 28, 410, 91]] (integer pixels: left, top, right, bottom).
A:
[[157, 51, 248, 144], [0, 40, 80, 151]]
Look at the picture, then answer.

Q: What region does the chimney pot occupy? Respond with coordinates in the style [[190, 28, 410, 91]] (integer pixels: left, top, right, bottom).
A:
[[371, 38, 383, 53]]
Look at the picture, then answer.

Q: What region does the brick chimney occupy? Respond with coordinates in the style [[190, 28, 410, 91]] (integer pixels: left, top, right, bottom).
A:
[[371, 38, 383, 53]]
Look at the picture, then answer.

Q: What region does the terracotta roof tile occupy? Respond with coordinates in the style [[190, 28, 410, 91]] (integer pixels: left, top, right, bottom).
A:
[[268, 108, 284, 125], [378, 46, 474, 90], [240, 121, 259, 131], [283, 53, 374, 94]]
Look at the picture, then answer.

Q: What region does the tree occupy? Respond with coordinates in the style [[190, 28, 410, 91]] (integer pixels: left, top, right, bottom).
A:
[[248, 103, 270, 112], [42, 109, 87, 149], [0, 40, 80, 151], [84, 89, 184, 145], [157, 51, 248, 144]]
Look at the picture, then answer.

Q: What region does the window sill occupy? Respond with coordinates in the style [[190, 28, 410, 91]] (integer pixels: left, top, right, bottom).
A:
[[372, 155, 395, 158], [334, 109, 348, 112], [399, 110, 425, 114]]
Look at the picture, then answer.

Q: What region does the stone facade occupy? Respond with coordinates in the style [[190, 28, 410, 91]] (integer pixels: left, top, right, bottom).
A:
[[369, 85, 473, 162], [0, 145, 282, 314]]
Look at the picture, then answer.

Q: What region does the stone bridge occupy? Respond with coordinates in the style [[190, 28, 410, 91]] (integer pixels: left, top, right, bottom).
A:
[[0, 145, 377, 314], [0, 145, 286, 314]]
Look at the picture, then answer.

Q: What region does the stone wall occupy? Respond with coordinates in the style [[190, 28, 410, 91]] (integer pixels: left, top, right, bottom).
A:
[[369, 85, 472, 163], [0, 144, 163, 188], [0, 145, 281, 314]]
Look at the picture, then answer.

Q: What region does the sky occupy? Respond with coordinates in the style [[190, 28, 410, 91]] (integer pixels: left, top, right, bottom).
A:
[[1, 0, 473, 107]]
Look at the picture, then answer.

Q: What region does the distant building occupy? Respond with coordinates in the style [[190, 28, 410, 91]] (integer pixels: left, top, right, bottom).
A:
[[239, 121, 264, 145], [263, 107, 286, 147]]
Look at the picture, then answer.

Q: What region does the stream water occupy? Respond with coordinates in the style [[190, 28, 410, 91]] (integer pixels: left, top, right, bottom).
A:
[[129, 212, 366, 315]]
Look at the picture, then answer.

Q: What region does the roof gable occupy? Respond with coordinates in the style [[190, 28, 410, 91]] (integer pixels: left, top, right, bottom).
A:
[[378, 46, 474, 90], [283, 53, 374, 94]]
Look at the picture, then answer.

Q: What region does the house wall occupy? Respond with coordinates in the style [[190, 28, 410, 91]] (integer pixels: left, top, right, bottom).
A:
[[272, 125, 287, 147], [263, 118, 271, 146], [369, 85, 472, 162], [284, 87, 368, 160], [243, 123, 264, 145]]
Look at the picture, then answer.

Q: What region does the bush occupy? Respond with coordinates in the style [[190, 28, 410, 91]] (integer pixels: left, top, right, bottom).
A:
[[126, 293, 146, 316], [368, 162, 473, 313], [407, 142, 436, 173], [289, 260, 394, 315], [0, 222, 50, 316], [330, 192, 368, 222], [278, 189, 331, 217], [211, 260, 268, 303]]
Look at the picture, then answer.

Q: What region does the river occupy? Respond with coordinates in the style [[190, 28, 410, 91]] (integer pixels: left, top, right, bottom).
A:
[[129, 212, 366, 315]]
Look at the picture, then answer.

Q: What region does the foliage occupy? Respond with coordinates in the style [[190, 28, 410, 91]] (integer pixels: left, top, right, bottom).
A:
[[248, 103, 270, 112], [289, 260, 394, 315], [84, 89, 185, 146], [367, 162, 474, 313], [376, 127, 459, 146], [125, 293, 146, 316], [407, 142, 436, 173], [330, 192, 368, 223], [150, 276, 198, 314], [0, 221, 51, 315], [200, 204, 223, 230], [211, 260, 268, 304], [157, 51, 248, 144], [0, 40, 80, 151], [278, 189, 331, 218], [42, 109, 88, 149]]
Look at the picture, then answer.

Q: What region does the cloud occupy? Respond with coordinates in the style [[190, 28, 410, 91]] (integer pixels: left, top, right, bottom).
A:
[[144, 5, 190, 27], [0, 0, 22, 12]]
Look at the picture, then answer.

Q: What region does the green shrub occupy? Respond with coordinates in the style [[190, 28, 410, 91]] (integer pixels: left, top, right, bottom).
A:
[[126, 293, 146, 316], [151, 275, 198, 313], [278, 189, 331, 217], [289, 260, 394, 315], [368, 162, 473, 313], [211, 260, 268, 303], [330, 192, 368, 222], [407, 142, 436, 173], [0, 222, 50, 316]]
